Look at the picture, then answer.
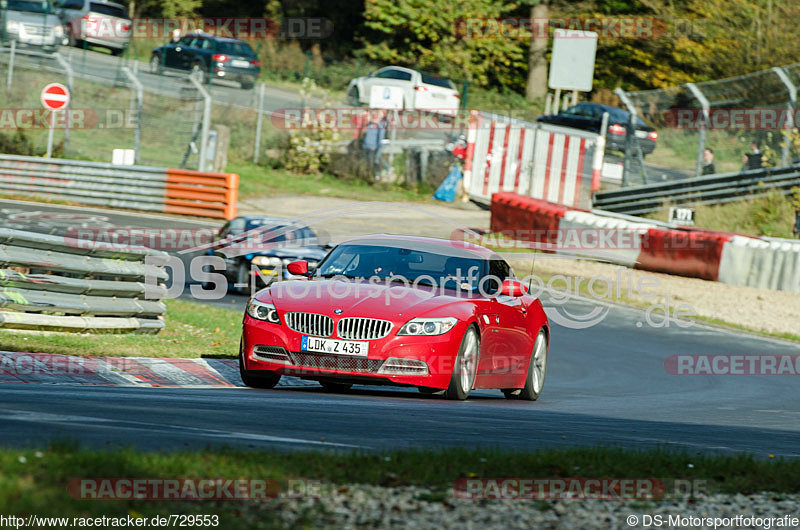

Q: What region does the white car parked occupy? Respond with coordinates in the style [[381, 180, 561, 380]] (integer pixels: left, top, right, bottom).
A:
[[346, 66, 460, 116]]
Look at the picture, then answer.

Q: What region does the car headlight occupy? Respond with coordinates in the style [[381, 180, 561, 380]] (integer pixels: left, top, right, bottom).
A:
[[252, 256, 282, 267], [397, 317, 457, 336], [6, 21, 20, 33], [54, 25, 64, 38], [246, 300, 280, 323]]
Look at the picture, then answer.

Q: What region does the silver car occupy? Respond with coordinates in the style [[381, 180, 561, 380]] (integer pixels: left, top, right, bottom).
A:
[[55, 0, 129, 55], [0, 0, 64, 52]]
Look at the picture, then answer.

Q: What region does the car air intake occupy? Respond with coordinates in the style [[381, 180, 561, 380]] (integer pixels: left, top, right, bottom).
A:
[[289, 352, 384, 373], [337, 318, 393, 340], [285, 312, 334, 337], [253, 345, 290, 364]]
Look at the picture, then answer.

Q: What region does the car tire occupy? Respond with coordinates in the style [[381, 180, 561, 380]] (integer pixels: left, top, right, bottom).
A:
[[350, 86, 360, 106], [109, 47, 123, 56], [241, 78, 255, 90], [150, 54, 162, 74], [234, 261, 251, 295], [505, 329, 548, 401], [319, 380, 352, 393], [444, 325, 480, 401], [191, 62, 208, 84], [239, 344, 281, 389]]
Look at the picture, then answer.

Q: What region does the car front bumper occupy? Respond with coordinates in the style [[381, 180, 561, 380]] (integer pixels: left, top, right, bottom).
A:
[[242, 315, 465, 389]]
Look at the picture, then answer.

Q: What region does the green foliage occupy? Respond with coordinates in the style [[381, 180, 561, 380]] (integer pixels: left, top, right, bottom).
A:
[[283, 79, 343, 174], [361, 0, 526, 89]]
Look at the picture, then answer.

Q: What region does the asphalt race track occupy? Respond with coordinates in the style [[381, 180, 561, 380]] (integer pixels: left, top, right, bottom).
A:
[[1, 200, 799, 457]]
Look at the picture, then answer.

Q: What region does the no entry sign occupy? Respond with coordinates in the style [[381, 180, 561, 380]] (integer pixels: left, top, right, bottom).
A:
[[41, 83, 70, 111]]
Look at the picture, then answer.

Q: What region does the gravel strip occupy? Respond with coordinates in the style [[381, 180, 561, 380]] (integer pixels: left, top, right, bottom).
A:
[[271, 484, 800, 529]]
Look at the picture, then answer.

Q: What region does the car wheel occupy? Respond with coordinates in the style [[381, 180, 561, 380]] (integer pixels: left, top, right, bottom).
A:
[[109, 47, 123, 56], [350, 86, 360, 106], [191, 62, 208, 84], [67, 27, 78, 48], [239, 343, 281, 389], [234, 261, 251, 295], [444, 325, 479, 401], [150, 55, 161, 74], [506, 329, 548, 401], [319, 380, 352, 393], [241, 78, 255, 89]]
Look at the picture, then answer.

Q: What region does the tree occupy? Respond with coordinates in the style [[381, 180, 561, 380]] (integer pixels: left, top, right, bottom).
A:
[[524, 0, 548, 102]]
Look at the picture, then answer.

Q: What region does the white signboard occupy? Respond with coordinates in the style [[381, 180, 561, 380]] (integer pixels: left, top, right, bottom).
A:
[[369, 85, 404, 109], [669, 207, 695, 226], [548, 29, 598, 92], [112, 148, 135, 166]]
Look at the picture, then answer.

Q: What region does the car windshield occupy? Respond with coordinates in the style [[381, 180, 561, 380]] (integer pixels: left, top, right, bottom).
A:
[[315, 243, 486, 290], [89, 2, 127, 17], [6, 0, 52, 13], [216, 41, 255, 56], [238, 221, 316, 245]]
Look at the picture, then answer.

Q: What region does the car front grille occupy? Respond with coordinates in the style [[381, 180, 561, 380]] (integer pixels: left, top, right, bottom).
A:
[[289, 352, 384, 373], [23, 24, 49, 36], [337, 317, 392, 340], [285, 312, 333, 337]]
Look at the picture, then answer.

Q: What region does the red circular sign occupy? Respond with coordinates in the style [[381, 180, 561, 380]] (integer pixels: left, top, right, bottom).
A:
[[41, 83, 70, 111]]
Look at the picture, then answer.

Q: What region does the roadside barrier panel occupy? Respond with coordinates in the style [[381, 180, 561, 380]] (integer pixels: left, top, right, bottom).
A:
[[491, 192, 800, 293], [465, 114, 601, 209], [0, 154, 238, 220], [0, 229, 169, 333]]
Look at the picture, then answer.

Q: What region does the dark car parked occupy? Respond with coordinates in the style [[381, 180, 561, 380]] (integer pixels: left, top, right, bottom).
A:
[[208, 216, 329, 294], [150, 32, 260, 89], [536, 102, 658, 156]]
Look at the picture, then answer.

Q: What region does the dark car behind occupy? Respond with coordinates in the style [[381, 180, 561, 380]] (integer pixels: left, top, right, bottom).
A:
[[536, 102, 658, 156], [150, 32, 260, 89], [208, 217, 329, 294]]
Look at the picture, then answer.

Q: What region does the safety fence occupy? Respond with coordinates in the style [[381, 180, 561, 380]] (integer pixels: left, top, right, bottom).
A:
[[491, 192, 800, 293], [464, 112, 604, 209], [0, 154, 238, 219], [593, 164, 800, 215], [0, 228, 169, 333]]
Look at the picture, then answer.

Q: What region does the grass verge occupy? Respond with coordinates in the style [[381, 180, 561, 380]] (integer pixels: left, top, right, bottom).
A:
[[2, 445, 797, 526], [0, 299, 240, 358]]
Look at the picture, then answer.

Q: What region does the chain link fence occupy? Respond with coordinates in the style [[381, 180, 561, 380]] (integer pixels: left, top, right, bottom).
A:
[[617, 62, 800, 186]]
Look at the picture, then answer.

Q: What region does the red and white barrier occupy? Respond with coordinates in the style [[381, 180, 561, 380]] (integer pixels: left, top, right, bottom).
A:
[[491, 192, 800, 291], [464, 113, 603, 209]]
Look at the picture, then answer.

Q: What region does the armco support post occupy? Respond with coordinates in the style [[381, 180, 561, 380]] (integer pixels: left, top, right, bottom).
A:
[[189, 73, 212, 172], [686, 83, 710, 178]]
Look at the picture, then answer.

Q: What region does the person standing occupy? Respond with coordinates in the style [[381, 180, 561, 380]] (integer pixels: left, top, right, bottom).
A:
[[742, 142, 762, 170], [361, 110, 388, 180], [701, 148, 716, 175]]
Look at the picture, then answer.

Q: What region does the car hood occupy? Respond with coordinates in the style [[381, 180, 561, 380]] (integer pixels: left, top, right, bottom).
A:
[[6, 11, 61, 25], [260, 278, 478, 321]]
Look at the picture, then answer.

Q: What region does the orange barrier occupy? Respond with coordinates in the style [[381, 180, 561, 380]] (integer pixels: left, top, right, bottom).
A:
[[164, 169, 239, 220]]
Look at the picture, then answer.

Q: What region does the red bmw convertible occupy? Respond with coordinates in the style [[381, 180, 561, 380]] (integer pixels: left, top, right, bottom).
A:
[[239, 235, 550, 400]]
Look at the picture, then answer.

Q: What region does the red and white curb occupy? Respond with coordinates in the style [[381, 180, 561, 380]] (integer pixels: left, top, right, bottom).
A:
[[0, 351, 315, 388]]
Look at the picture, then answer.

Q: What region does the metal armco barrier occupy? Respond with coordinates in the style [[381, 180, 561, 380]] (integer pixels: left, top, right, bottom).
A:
[[0, 229, 169, 333], [464, 111, 604, 209], [593, 165, 800, 215], [0, 154, 238, 220]]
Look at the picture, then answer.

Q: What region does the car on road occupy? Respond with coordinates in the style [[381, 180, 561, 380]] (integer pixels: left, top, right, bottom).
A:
[[0, 0, 64, 52], [536, 102, 658, 156], [208, 216, 329, 294], [55, 0, 130, 55], [240, 235, 550, 400], [150, 32, 260, 89], [346, 66, 460, 117]]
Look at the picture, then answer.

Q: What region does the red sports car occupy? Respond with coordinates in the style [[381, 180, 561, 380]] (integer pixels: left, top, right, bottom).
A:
[[239, 235, 550, 400]]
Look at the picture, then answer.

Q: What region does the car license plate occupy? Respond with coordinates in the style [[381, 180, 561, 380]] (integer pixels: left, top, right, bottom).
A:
[[432, 92, 445, 99], [635, 130, 648, 138], [231, 59, 250, 68], [301, 336, 368, 356]]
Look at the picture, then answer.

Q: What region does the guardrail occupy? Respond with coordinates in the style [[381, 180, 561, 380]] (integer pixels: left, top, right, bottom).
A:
[[0, 228, 169, 333], [0, 154, 238, 219], [593, 165, 800, 215]]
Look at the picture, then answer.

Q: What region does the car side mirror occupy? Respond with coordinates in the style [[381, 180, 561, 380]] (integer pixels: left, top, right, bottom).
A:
[[287, 260, 309, 276], [498, 279, 526, 297]]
